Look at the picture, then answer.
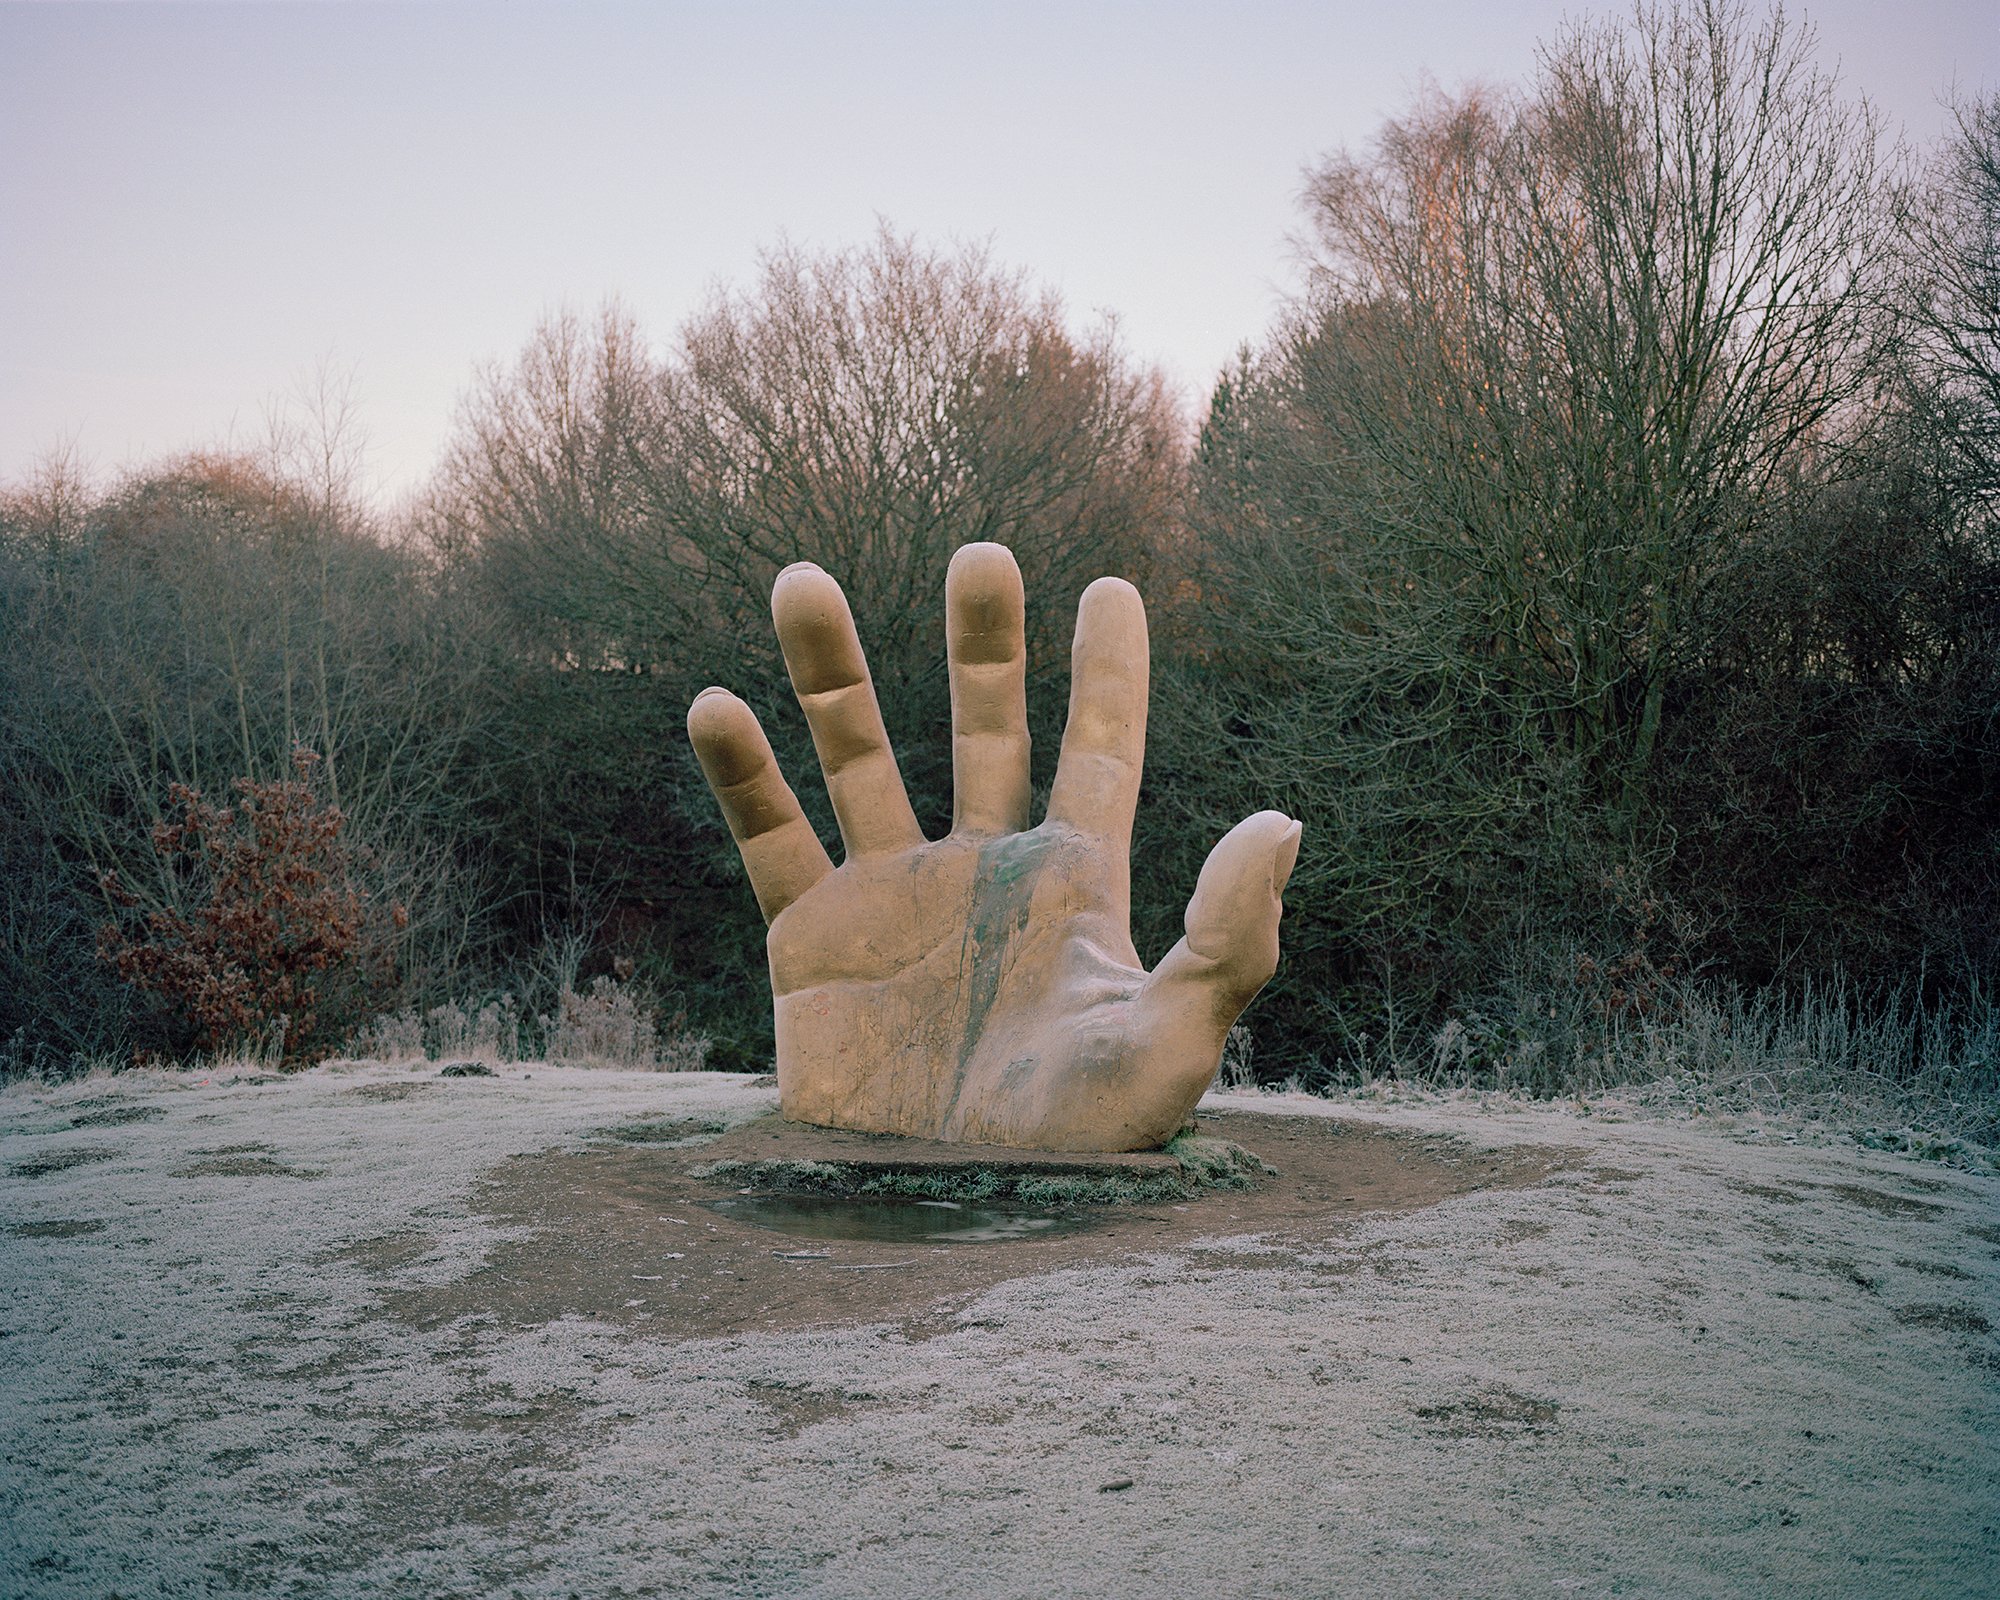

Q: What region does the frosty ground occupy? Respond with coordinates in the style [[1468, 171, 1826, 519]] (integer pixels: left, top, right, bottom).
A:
[[2, 1064, 1995, 1599]]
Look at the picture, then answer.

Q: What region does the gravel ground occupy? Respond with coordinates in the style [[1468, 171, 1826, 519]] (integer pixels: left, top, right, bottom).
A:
[[2, 1062, 1995, 1599]]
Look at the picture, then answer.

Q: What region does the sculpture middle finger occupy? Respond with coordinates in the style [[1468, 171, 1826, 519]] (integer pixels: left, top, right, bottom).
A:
[[946, 542, 1031, 838]]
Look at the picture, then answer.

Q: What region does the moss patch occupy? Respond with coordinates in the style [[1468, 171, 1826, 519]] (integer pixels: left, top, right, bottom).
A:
[[1163, 1131, 1277, 1190], [9, 1147, 118, 1179], [695, 1132, 1275, 1207], [600, 1116, 732, 1146]]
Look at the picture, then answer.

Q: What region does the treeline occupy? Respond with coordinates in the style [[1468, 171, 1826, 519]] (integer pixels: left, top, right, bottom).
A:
[[3, 3, 1994, 1110]]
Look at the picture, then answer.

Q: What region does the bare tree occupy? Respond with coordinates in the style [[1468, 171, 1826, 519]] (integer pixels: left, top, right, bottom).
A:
[[641, 231, 1179, 684], [1904, 92, 2000, 498], [433, 303, 665, 666], [1295, 0, 1894, 814], [0, 448, 502, 1061], [1157, 0, 1907, 1059]]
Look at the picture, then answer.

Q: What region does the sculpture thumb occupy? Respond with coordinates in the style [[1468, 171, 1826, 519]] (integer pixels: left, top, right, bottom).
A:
[[1137, 809, 1302, 1069]]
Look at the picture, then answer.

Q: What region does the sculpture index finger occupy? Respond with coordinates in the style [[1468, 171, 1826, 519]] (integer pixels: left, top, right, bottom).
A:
[[1045, 576, 1149, 856], [687, 687, 835, 922]]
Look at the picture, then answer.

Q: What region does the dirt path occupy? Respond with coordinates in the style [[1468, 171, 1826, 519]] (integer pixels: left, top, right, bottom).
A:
[[381, 1108, 1560, 1342], [3, 1065, 1995, 1598]]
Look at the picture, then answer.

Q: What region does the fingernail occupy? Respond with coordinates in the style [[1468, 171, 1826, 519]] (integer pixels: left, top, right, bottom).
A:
[[1274, 819, 1303, 891]]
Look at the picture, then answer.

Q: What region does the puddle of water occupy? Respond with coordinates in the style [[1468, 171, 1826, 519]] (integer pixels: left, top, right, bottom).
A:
[[705, 1192, 1090, 1244]]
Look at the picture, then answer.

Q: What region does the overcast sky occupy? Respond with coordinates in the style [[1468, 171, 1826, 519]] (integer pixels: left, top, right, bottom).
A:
[[3, 0, 1994, 502]]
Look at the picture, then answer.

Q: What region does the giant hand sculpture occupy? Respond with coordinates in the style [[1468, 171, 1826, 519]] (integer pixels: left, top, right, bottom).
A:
[[686, 544, 1300, 1152]]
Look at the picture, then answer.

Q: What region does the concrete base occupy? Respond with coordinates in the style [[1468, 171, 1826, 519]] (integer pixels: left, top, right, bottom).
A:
[[699, 1113, 1185, 1185]]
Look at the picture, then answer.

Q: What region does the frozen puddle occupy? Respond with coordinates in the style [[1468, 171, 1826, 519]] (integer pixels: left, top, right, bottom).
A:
[[705, 1191, 1087, 1243]]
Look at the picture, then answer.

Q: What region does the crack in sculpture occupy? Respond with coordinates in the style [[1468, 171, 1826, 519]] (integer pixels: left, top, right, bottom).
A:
[[687, 543, 1300, 1151]]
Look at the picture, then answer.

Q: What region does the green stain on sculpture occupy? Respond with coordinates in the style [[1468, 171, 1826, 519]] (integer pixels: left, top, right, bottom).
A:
[[957, 831, 1052, 1052]]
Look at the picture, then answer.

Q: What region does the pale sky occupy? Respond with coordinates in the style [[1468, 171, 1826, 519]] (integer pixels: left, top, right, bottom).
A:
[[4, 0, 1994, 502]]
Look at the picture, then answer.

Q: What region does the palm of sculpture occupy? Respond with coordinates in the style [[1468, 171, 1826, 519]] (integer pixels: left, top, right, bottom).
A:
[[687, 543, 1300, 1151]]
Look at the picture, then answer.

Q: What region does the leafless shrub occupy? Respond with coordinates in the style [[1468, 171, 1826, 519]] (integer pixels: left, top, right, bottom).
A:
[[426, 995, 523, 1063], [1219, 1025, 1256, 1090], [352, 1007, 425, 1063], [540, 976, 710, 1071]]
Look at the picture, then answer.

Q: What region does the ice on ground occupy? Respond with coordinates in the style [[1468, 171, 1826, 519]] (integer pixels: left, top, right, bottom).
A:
[[2, 1064, 1995, 1598]]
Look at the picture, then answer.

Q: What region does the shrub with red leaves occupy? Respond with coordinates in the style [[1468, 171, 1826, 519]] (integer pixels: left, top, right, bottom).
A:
[[99, 748, 400, 1063]]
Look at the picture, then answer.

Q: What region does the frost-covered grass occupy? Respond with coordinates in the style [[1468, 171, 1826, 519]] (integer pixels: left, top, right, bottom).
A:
[[348, 976, 713, 1072], [2, 1063, 1996, 1598], [1313, 971, 2000, 1149]]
